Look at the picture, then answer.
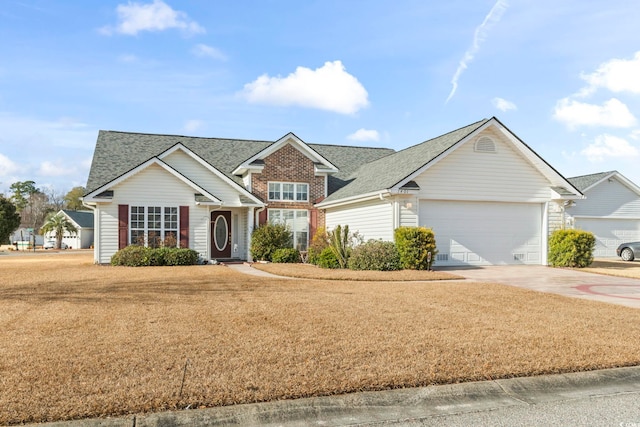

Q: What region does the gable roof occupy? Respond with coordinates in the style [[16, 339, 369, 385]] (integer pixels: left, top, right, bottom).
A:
[[318, 117, 582, 206], [61, 210, 94, 228], [318, 119, 489, 204], [232, 132, 339, 175], [568, 170, 640, 195], [85, 130, 394, 196]]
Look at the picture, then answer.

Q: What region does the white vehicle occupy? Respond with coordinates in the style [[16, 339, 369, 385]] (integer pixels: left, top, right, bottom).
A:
[[43, 241, 68, 250]]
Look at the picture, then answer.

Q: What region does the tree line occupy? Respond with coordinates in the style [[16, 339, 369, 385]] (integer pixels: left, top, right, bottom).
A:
[[0, 181, 86, 245]]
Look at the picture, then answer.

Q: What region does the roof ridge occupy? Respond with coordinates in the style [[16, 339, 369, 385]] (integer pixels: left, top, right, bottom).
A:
[[99, 130, 274, 144], [568, 170, 617, 180], [309, 142, 395, 151]]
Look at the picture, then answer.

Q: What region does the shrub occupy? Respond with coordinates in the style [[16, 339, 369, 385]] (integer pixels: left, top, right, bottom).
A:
[[250, 223, 292, 262], [308, 227, 330, 265], [111, 245, 152, 266], [317, 246, 340, 269], [272, 248, 301, 263], [326, 225, 363, 268], [348, 240, 402, 271], [394, 226, 438, 270], [149, 246, 172, 266], [164, 248, 199, 266], [111, 246, 198, 266], [548, 229, 595, 268]]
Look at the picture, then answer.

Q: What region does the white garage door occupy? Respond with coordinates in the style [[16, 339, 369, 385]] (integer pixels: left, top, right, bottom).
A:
[[419, 201, 543, 266], [574, 218, 640, 258]]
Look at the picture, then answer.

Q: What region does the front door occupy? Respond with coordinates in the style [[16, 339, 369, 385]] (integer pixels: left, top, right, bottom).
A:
[[211, 211, 232, 258]]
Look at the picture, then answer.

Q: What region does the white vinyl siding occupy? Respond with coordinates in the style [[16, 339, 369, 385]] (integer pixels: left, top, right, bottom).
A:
[[162, 150, 248, 206], [414, 128, 551, 203], [420, 200, 543, 266], [399, 198, 419, 227], [568, 177, 640, 218], [574, 218, 640, 258], [96, 164, 208, 263], [325, 199, 394, 241]]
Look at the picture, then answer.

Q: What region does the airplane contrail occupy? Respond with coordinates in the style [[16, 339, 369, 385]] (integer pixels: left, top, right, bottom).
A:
[[446, 0, 509, 103]]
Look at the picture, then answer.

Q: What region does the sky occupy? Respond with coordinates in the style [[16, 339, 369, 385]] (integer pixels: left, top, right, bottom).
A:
[[1, 0, 640, 196]]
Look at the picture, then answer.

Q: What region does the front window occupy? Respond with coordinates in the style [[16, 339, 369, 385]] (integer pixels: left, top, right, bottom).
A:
[[267, 182, 309, 202], [268, 209, 309, 250], [130, 205, 179, 247]]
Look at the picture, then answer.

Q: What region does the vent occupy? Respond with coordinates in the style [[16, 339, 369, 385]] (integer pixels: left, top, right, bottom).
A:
[[475, 136, 496, 153], [513, 253, 525, 261], [436, 254, 449, 261]]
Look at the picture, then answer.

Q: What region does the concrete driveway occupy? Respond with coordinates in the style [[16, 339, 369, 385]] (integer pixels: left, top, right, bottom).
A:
[[445, 265, 640, 309]]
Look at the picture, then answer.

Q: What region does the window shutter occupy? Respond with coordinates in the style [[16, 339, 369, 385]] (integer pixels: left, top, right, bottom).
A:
[[259, 208, 267, 226], [118, 204, 128, 249], [180, 206, 189, 248]]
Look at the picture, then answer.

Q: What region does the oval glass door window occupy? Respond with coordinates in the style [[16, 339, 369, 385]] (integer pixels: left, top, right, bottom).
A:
[[214, 216, 228, 251]]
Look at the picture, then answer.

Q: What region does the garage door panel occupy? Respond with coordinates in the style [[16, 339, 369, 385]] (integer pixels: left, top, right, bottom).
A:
[[575, 218, 640, 258], [420, 201, 542, 266]]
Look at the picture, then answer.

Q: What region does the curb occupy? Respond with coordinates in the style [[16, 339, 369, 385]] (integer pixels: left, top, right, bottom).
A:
[[33, 365, 640, 427]]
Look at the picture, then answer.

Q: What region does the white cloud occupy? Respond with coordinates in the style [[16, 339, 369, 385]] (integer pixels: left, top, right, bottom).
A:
[[39, 160, 74, 177], [492, 97, 517, 112], [630, 129, 640, 140], [581, 134, 639, 162], [100, 0, 204, 36], [553, 98, 636, 129], [118, 54, 139, 63], [579, 51, 640, 96], [191, 44, 227, 61], [446, 0, 509, 103], [241, 60, 369, 115], [0, 153, 19, 177], [347, 128, 380, 142], [183, 119, 204, 133]]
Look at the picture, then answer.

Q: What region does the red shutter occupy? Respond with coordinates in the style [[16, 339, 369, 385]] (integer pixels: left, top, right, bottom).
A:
[[309, 209, 317, 241], [118, 204, 128, 249], [259, 208, 267, 226], [180, 206, 189, 248]]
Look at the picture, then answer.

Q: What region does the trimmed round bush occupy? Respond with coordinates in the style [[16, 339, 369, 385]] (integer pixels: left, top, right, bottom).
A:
[[548, 229, 595, 268], [250, 223, 292, 262], [394, 226, 438, 270], [272, 247, 300, 263], [317, 246, 340, 269], [164, 248, 199, 266], [348, 240, 401, 271], [111, 245, 152, 266]]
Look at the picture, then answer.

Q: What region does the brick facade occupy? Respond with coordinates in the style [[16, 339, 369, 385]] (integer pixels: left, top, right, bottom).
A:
[[250, 143, 326, 237]]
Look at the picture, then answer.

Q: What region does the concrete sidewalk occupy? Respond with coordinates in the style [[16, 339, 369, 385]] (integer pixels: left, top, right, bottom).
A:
[[35, 366, 640, 427]]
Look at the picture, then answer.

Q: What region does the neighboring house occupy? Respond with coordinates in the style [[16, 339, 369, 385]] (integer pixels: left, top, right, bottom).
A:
[[83, 117, 582, 266], [42, 210, 95, 249], [564, 171, 640, 257]]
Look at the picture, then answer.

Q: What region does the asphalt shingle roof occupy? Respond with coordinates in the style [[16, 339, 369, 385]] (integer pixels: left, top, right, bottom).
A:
[[62, 210, 94, 228], [567, 171, 616, 192], [85, 131, 395, 196], [321, 119, 489, 203]]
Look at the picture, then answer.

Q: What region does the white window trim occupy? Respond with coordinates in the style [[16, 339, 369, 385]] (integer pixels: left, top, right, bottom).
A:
[[267, 181, 309, 202], [129, 205, 180, 247]]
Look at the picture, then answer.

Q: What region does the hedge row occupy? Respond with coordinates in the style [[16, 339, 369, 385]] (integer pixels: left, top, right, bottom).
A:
[[111, 246, 199, 266]]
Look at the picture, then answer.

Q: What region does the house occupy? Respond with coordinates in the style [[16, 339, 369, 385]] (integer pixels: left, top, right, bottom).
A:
[[42, 210, 95, 249], [83, 117, 582, 266], [562, 171, 640, 257]]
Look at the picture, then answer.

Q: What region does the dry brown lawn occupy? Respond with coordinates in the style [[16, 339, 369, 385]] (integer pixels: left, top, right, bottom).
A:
[[2, 253, 640, 425], [582, 259, 640, 279], [252, 262, 461, 281]]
